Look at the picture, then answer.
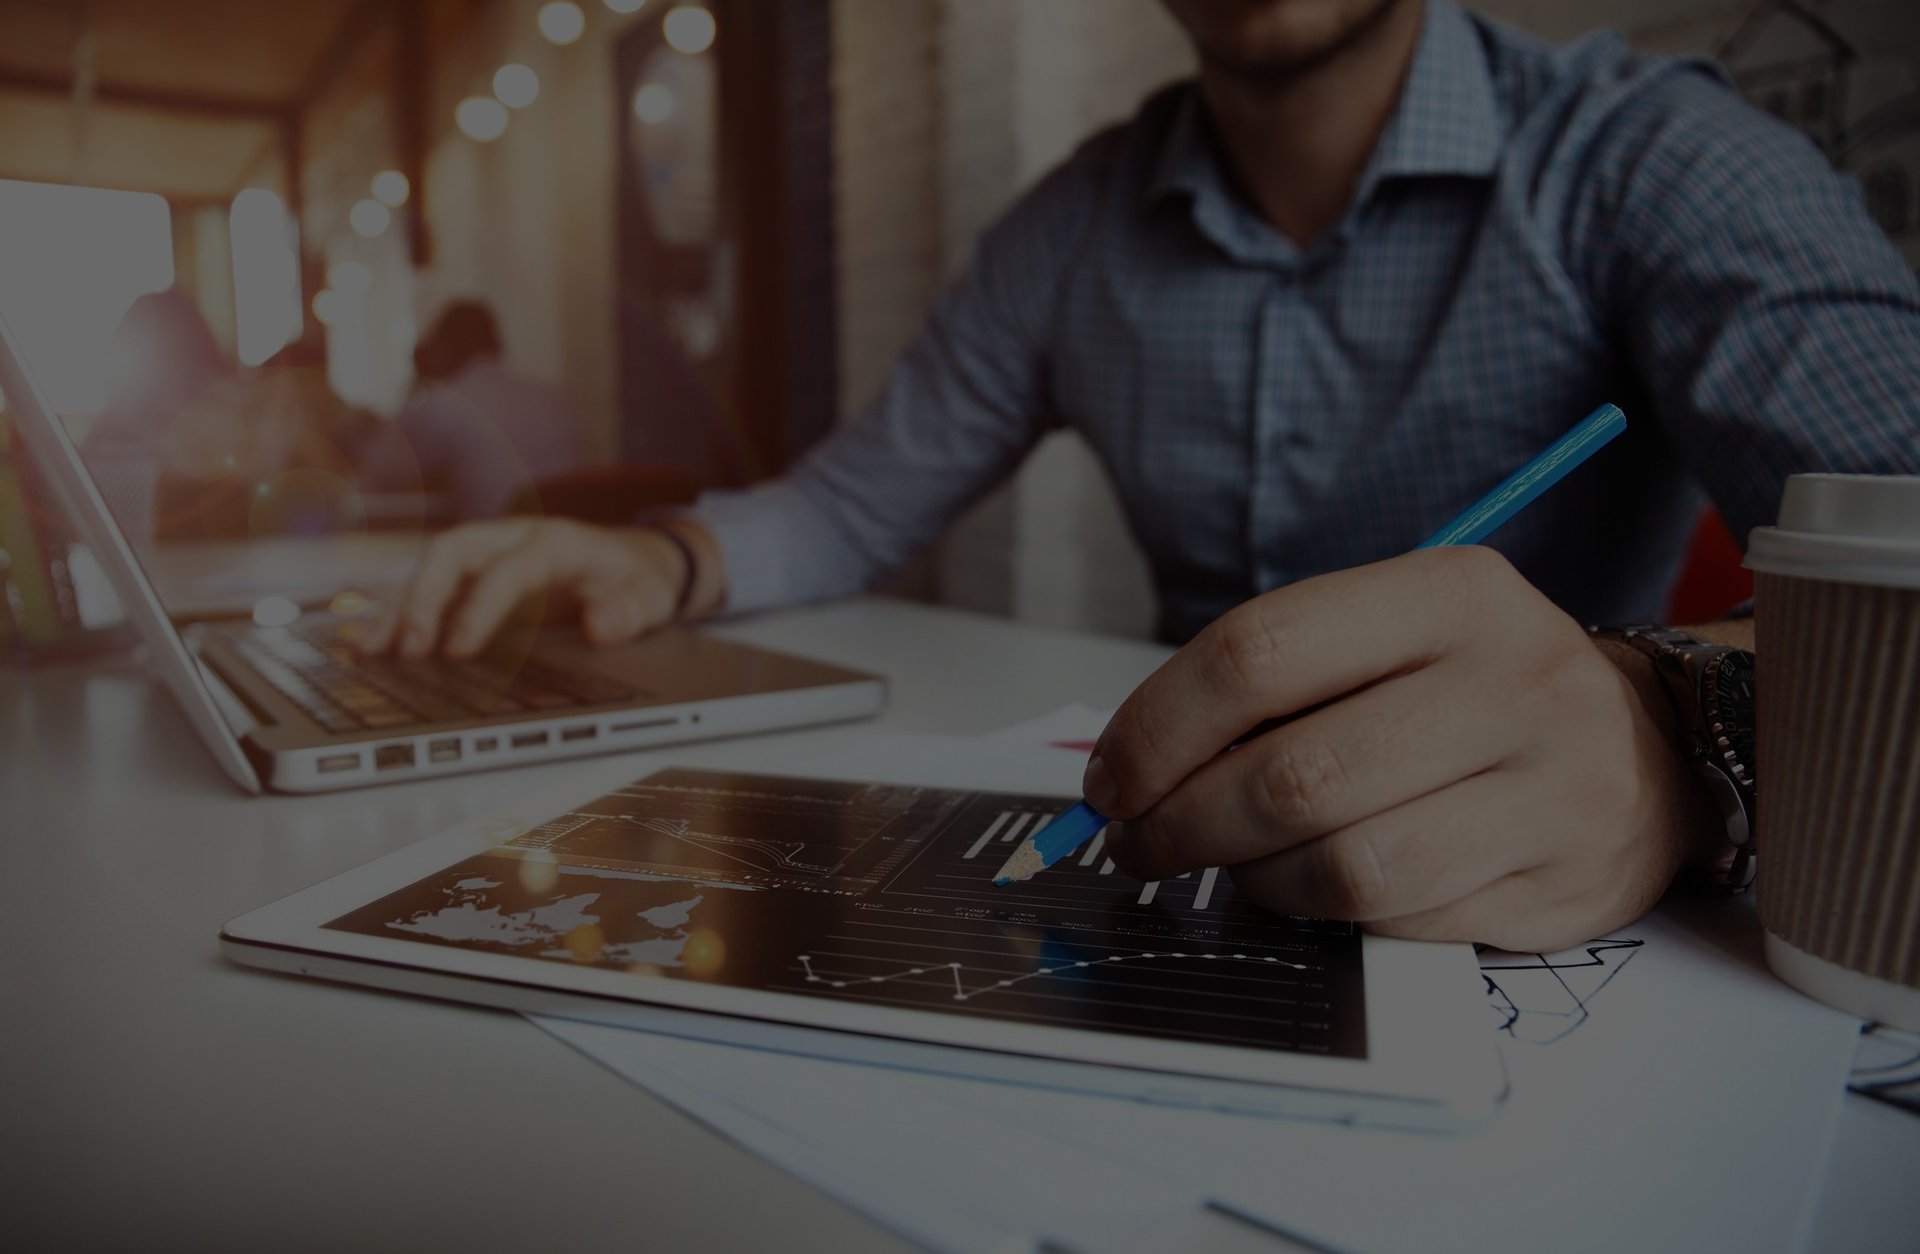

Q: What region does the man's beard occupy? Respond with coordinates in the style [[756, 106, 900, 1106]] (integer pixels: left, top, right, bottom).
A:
[[1196, 0, 1416, 90]]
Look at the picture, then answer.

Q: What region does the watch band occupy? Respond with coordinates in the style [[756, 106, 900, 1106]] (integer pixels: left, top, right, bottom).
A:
[[1599, 624, 1711, 715], [638, 522, 699, 621], [1590, 624, 1757, 895]]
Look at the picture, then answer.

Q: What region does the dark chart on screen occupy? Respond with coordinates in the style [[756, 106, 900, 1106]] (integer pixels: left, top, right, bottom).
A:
[[325, 768, 1366, 1058]]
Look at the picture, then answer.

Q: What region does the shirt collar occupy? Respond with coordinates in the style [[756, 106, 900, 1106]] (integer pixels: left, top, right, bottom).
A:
[[1363, 0, 1503, 184], [1148, 0, 1504, 209]]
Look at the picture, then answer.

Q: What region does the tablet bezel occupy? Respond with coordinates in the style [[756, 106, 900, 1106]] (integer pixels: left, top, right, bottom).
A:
[[221, 765, 1508, 1130]]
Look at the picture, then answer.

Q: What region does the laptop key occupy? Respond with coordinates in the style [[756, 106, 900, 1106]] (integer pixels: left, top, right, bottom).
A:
[[248, 623, 630, 730]]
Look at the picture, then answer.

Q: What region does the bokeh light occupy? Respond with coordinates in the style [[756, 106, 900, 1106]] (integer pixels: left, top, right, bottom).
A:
[[631, 83, 675, 124], [517, 848, 560, 893], [328, 589, 372, 618], [348, 198, 391, 238], [370, 169, 410, 206], [455, 95, 510, 142], [493, 63, 540, 109], [537, 1, 586, 45], [563, 923, 606, 963], [605, 0, 647, 13], [682, 927, 726, 977], [229, 187, 301, 367], [663, 5, 715, 54], [312, 288, 344, 325]]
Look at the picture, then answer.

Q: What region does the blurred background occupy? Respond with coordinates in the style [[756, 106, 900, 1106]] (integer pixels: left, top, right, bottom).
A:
[[0, 0, 1915, 656]]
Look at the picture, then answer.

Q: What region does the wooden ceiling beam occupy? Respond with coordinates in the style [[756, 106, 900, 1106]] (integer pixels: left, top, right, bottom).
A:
[[0, 65, 285, 121]]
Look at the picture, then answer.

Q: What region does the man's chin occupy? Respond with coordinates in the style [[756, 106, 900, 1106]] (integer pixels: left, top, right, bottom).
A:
[[1166, 0, 1414, 84]]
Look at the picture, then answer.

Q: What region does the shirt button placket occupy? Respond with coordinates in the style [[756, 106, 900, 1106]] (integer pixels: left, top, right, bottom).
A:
[[1250, 270, 1299, 594]]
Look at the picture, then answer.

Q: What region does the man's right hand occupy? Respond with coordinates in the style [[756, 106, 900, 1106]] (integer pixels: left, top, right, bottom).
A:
[[357, 517, 722, 658]]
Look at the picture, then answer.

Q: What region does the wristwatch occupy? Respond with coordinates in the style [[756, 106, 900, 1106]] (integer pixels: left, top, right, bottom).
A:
[[1588, 624, 1757, 894]]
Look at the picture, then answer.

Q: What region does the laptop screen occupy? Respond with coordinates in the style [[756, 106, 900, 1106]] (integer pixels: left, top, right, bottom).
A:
[[0, 302, 267, 792]]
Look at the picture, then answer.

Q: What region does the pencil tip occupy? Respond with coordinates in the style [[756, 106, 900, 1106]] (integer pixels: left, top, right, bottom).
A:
[[990, 840, 1045, 886]]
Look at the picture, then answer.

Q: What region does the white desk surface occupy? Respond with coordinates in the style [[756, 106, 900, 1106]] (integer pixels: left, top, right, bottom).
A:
[[2, 596, 1912, 1252]]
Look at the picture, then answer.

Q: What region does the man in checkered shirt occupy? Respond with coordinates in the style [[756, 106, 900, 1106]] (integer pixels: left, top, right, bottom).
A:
[[372, 0, 1919, 949]]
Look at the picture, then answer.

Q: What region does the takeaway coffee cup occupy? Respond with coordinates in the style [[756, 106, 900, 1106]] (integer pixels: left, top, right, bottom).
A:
[[1746, 474, 1920, 1031]]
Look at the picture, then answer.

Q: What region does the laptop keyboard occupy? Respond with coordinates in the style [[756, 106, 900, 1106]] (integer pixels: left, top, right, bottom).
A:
[[236, 624, 639, 735]]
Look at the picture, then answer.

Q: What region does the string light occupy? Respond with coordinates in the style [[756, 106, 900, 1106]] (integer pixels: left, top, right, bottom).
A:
[[632, 83, 675, 124], [348, 198, 390, 237], [312, 289, 344, 326], [537, 1, 586, 45], [493, 63, 540, 109], [370, 170, 410, 206], [455, 95, 509, 142], [662, 5, 715, 54]]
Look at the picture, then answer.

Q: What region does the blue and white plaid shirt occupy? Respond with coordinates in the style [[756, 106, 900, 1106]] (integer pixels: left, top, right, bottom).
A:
[[694, 0, 1920, 642]]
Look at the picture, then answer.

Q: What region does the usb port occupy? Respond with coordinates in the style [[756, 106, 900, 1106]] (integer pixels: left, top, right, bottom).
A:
[[473, 736, 498, 753], [611, 716, 679, 734], [375, 743, 415, 771], [428, 738, 461, 763], [317, 753, 361, 775], [511, 731, 549, 749], [560, 725, 597, 743]]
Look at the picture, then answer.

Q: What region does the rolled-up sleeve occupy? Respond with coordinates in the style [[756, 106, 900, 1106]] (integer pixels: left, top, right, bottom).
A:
[[688, 147, 1102, 614]]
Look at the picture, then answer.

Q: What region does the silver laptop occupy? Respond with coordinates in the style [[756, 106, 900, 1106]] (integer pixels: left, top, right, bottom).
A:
[[0, 311, 886, 794]]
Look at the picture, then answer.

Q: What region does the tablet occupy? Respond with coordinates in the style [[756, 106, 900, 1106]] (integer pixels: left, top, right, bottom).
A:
[[222, 767, 1507, 1131]]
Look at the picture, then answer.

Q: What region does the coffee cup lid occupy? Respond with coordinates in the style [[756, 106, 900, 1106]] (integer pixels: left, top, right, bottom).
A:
[[1746, 474, 1920, 589]]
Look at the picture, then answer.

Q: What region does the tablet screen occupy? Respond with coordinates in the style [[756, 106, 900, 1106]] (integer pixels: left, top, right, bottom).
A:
[[324, 768, 1367, 1058]]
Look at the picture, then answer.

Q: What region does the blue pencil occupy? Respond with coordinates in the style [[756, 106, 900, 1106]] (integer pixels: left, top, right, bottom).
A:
[[990, 402, 1628, 887]]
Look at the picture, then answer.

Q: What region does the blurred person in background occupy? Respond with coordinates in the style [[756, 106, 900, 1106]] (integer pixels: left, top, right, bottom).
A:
[[357, 299, 587, 521], [82, 287, 232, 545], [194, 332, 378, 538], [82, 290, 381, 541]]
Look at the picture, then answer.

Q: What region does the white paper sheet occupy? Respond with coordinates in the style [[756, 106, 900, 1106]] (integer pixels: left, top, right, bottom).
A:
[[535, 1017, 1219, 1254], [945, 903, 1860, 1254], [529, 710, 1863, 1254]]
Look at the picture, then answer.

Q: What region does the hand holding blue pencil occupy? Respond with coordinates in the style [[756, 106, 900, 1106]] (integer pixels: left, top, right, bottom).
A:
[[990, 402, 1628, 887]]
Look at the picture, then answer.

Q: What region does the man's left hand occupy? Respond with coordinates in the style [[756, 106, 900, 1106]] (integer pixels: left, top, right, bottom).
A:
[[1086, 546, 1717, 952]]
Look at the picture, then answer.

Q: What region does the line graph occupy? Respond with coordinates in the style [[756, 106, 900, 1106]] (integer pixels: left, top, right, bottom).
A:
[[622, 815, 838, 878], [777, 900, 1357, 1053], [797, 947, 1315, 1003], [494, 769, 960, 893], [330, 768, 1369, 1059]]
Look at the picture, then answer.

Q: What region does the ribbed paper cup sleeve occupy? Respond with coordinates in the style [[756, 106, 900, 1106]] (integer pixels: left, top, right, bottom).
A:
[[1753, 573, 1920, 988], [1747, 474, 1920, 1024]]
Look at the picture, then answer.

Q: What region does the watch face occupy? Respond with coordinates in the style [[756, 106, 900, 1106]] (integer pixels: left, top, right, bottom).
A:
[[1706, 651, 1757, 787]]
